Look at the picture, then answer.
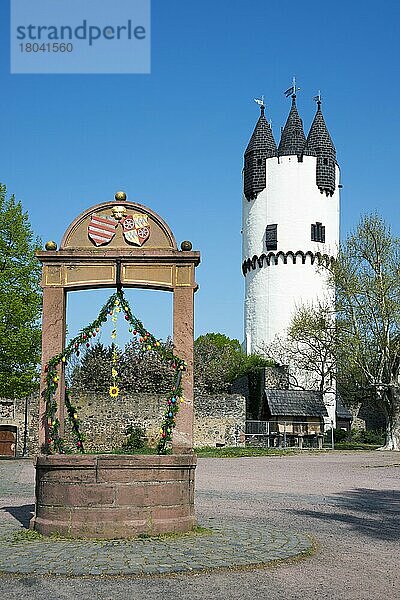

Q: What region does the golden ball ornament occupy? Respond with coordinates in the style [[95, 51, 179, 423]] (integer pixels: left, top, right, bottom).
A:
[[114, 191, 127, 201], [45, 240, 57, 251], [180, 240, 192, 251]]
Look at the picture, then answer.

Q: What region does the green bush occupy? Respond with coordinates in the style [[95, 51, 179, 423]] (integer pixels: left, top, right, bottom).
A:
[[351, 429, 385, 445], [122, 423, 147, 452], [333, 428, 349, 443]]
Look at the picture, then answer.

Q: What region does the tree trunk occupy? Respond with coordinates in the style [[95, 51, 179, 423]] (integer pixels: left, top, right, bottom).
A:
[[379, 386, 400, 451]]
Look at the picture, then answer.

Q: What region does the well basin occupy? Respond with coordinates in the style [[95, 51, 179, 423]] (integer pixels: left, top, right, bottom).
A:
[[30, 453, 196, 539]]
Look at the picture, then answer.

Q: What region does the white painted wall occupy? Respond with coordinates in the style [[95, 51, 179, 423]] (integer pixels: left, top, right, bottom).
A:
[[242, 154, 340, 425]]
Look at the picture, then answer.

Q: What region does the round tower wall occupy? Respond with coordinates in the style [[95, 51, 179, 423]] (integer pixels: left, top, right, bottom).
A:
[[244, 256, 333, 353], [242, 186, 268, 259], [266, 156, 339, 255], [243, 155, 339, 354]]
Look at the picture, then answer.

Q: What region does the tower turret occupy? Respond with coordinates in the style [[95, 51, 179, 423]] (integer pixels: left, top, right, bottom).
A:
[[303, 97, 337, 196], [243, 102, 277, 201], [277, 94, 306, 159]]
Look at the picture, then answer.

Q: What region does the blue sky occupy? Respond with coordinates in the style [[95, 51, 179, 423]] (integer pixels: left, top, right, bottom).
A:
[[1, 0, 399, 344]]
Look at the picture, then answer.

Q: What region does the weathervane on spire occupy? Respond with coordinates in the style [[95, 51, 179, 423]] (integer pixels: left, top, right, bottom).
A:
[[254, 94, 265, 115], [254, 95, 265, 114], [284, 77, 300, 98], [313, 91, 322, 108]]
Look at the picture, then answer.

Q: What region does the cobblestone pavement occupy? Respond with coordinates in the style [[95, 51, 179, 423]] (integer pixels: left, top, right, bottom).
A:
[[0, 452, 399, 600], [0, 459, 310, 576]]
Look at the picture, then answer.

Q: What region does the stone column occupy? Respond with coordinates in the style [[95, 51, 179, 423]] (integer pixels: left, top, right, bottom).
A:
[[39, 286, 66, 451], [172, 286, 194, 453]]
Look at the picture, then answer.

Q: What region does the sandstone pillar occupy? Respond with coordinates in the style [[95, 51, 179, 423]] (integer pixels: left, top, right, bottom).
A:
[[39, 286, 66, 450], [172, 286, 194, 452]]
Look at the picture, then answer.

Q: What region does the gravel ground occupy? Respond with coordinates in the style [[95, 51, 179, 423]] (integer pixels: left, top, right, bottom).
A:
[[0, 451, 399, 599]]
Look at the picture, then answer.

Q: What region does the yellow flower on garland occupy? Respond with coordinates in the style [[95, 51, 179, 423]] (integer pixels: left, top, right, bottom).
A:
[[109, 386, 119, 398], [111, 368, 118, 378]]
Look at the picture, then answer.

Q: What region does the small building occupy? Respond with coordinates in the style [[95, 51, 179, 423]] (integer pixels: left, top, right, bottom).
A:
[[233, 367, 332, 447], [265, 389, 328, 435]]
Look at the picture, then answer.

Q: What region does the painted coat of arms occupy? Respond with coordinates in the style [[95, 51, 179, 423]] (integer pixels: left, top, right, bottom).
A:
[[87, 210, 151, 247], [121, 214, 151, 246], [87, 214, 118, 247]]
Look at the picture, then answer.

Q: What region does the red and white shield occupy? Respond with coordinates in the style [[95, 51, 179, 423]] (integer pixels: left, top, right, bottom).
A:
[[121, 214, 151, 246], [87, 214, 117, 247]]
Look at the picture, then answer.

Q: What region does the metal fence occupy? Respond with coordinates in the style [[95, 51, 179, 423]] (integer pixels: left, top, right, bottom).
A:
[[245, 420, 333, 449]]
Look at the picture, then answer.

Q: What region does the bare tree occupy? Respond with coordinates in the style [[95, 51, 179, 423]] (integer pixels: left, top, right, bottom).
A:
[[260, 302, 337, 403]]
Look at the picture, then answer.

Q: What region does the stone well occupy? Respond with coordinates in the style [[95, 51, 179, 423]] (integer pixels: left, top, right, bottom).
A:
[[30, 454, 197, 539]]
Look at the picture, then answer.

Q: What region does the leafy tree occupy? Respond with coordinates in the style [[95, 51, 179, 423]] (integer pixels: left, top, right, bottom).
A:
[[0, 185, 42, 398], [70, 332, 270, 398], [67, 343, 115, 393], [194, 332, 271, 394], [68, 339, 175, 395], [331, 214, 400, 450], [271, 215, 400, 450]]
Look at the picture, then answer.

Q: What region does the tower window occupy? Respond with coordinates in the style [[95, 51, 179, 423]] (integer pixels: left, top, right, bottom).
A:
[[311, 222, 325, 243], [257, 158, 263, 166], [323, 158, 328, 166], [266, 224, 278, 250]]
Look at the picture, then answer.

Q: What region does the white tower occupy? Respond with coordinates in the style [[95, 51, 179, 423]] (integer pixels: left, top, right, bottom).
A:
[[242, 91, 340, 423]]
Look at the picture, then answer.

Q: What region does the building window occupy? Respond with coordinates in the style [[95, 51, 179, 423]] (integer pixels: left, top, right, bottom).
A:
[[323, 158, 328, 165], [311, 222, 325, 243], [266, 224, 278, 250], [257, 158, 263, 166]]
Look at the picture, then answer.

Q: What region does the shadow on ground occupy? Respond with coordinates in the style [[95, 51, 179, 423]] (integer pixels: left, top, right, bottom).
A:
[[293, 488, 400, 541], [1, 504, 35, 528]]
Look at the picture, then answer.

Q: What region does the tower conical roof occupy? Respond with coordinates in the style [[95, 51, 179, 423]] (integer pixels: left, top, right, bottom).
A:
[[304, 100, 337, 196], [243, 106, 277, 201], [245, 106, 277, 158], [277, 96, 306, 157], [303, 101, 336, 158]]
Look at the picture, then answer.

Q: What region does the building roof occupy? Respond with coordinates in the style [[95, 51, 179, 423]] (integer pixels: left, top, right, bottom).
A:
[[336, 396, 352, 420], [303, 101, 336, 158], [244, 106, 277, 158], [265, 389, 328, 417], [277, 96, 306, 157]]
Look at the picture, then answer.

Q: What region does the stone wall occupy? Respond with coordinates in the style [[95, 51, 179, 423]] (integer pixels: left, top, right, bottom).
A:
[[0, 395, 39, 456], [68, 393, 167, 453], [1, 391, 245, 455], [194, 393, 245, 447], [264, 365, 289, 389]]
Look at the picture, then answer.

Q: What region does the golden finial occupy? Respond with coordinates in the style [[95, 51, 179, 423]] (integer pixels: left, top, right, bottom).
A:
[[114, 191, 127, 201], [180, 240, 193, 251], [45, 241, 57, 250]]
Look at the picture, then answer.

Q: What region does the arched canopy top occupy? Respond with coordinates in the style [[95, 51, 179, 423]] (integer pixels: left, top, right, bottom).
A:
[[61, 200, 177, 251], [37, 196, 199, 293]]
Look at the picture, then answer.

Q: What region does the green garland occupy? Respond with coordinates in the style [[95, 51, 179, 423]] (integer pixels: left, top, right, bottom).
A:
[[43, 289, 186, 455]]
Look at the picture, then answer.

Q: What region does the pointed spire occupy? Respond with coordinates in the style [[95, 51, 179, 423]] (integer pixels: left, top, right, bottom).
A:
[[245, 101, 277, 158], [277, 95, 306, 158], [304, 95, 337, 196], [243, 100, 277, 201], [304, 95, 336, 157]]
